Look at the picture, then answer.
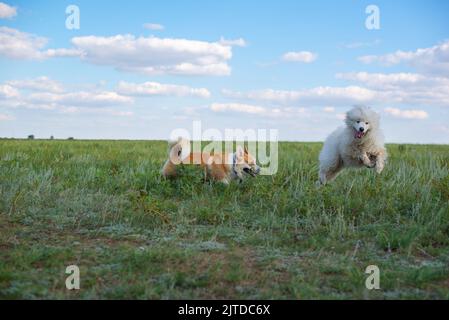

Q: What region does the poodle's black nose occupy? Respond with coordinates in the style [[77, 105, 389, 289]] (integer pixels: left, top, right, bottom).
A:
[[359, 127, 364, 132]]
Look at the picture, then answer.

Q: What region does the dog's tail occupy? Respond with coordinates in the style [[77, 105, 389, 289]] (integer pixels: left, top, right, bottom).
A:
[[167, 136, 190, 164]]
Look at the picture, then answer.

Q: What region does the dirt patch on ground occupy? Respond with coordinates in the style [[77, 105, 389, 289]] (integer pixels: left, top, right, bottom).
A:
[[0, 213, 22, 250], [184, 245, 296, 298]]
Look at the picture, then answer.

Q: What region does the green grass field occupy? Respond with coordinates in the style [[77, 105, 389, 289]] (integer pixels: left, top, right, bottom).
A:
[[0, 139, 448, 299]]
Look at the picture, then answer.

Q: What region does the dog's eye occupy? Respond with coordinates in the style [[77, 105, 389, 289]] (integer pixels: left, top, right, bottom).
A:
[[365, 122, 369, 125], [356, 121, 360, 123]]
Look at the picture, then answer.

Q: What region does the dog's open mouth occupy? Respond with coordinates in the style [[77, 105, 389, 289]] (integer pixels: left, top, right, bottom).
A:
[[354, 130, 365, 139], [243, 167, 257, 177]]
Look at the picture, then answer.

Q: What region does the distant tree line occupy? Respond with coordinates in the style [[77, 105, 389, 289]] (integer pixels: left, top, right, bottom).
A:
[[26, 135, 74, 140]]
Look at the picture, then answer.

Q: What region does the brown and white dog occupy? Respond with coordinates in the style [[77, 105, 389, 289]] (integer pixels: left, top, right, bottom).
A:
[[161, 137, 260, 184]]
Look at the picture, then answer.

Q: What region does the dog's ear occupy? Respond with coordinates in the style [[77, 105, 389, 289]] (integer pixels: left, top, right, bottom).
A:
[[346, 107, 355, 121], [244, 145, 248, 154], [236, 145, 244, 160]]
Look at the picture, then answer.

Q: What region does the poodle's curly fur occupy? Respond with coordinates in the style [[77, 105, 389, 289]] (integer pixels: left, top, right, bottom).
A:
[[318, 106, 387, 184]]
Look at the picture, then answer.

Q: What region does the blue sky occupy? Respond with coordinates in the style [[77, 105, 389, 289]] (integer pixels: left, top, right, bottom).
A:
[[1, 0, 449, 142]]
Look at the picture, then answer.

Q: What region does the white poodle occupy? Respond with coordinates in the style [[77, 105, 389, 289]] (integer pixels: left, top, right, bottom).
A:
[[318, 106, 387, 184]]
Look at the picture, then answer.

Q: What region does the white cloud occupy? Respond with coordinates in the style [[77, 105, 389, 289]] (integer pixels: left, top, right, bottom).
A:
[[109, 110, 134, 117], [0, 77, 215, 118], [211, 102, 266, 114], [0, 27, 48, 59], [6, 76, 64, 93], [59, 106, 134, 117], [0, 84, 20, 99], [223, 69, 449, 109], [218, 37, 247, 47], [358, 39, 449, 77], [384, 107, 428, 119], [222, 86, 377, 106], [116, 81, 210, 98], [27, 91, 133, 108], [336, 72, 425, 88], [44, 48, 82, 58], [210, 102, 305, 118], [0, 27, 81, 60], [71, 34, 232, 76], [0, 113, 14, 121], [323, 107, 335, 112], [336, 72, 449, 107], [0, 27, 233, 76], [1, 77, 133, 111], [143, 23, 164, 31], [282, 51, 317, 63], [0, 2, 16, 19]]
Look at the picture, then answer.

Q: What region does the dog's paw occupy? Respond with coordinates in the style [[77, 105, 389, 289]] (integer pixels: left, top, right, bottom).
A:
[[375, 163, 384, 174], [363, 154, 377, 168], [359, 155, 373, 167], [363, 161, 376, 168], [366, 162, 376, 169]]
